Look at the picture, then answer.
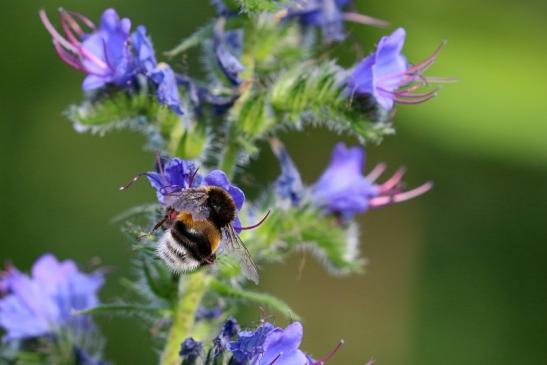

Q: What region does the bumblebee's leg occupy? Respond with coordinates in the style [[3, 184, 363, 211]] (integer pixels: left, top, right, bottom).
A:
[[202, 253, 216, 266], [137, 214, 170, 240]]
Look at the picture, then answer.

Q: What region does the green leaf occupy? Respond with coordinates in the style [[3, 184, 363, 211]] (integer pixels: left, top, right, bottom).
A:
[[246, 200, 365, 275], [65, 90, 182, 147], [210, 279, 300, 320]]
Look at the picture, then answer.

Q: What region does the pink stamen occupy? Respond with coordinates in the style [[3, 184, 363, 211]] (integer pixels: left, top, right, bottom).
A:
[[406, 40, 446, 74], [395, 88, 440, 99], [369, 181, 433, 207], [236, 209, 271, 231], [39, 9, 79, 53], [78, 44, 109, 72], [312, 339, 344, 365], [60, 10, 86, 36], [60, 12, 81, 45], [393, 91, 437, 104], [343, 12, 389, 28], [366, 163, 386, 183], [379, 167, 406, 193], [53, 41, 85, 71], [65, 10, 96, 30]]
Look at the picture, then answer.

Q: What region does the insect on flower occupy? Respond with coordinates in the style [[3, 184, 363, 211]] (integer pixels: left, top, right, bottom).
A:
[[120, 157, 270, 284]]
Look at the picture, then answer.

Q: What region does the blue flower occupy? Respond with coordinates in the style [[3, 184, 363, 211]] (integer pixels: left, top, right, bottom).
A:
[[208, 317, 241, 361], [0, 254, 103, 341], [131, 25, 157, 73], [144, 157, 200, 205], [150, 63, 184, 115], [179, 338, 204, 363], [312, 143, 433, 219], [41, 8, 184, 114], [40, 9, 134, 91], [287, 0, 387, 42], [214, 20, 244, 85], [347, 28, 446, 111], [229, 322, 311, 365], [142, 157, 246, 228], [271, 138, 304, 205]]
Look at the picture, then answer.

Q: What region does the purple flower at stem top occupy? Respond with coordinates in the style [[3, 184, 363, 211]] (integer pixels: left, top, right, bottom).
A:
[[274, 141, 432, 220], [40, 8, 183, 114], [287, 0, 388, 42], [347, 27, 450, 111], [122, 156, 246, 230], [0, 254, 103, 341], [229, 321, 342, 365]]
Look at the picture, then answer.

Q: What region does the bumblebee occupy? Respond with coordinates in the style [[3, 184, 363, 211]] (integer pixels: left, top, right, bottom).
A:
[[154, 185, 260, 283]]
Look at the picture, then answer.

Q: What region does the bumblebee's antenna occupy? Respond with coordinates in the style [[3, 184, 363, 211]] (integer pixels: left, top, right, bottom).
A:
[[236, 209, 271, 231], [119, 173, 147, 191]]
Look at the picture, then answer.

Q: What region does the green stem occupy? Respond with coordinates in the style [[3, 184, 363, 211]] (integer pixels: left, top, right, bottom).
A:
[[160, 271, 210, 365]]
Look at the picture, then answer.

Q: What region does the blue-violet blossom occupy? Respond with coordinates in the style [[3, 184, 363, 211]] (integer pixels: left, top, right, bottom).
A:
[[40, 8, 183, 114], [229, 321, 341, 365], [275, 142, 432, 220], [140, 157, 245, 229], [287, 0, 388, 42], [0, 254, 103, 341], [347, 27, 447, 111]]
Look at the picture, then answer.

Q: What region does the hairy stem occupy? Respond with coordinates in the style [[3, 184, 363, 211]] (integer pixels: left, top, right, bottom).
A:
[[160, 271, 210, 365]]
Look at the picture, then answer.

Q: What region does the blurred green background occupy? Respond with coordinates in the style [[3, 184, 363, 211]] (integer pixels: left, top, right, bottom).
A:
[[1, 0, 546, 364]]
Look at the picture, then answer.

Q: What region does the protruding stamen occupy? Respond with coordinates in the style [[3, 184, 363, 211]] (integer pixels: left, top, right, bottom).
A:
[[60, 11, 82, 44], [188, 168, 200, 188], [379, 167, 406, 193], [343, 12, 389, 28], [366, 163, 386, 183], [393, 90, 438, 104], [78, 44, 109, 71], [39, 9, 79, 53], [369, 181, 433, 207], [406, 40, 447, 74], [313, 339, 344, 365], [236, 209, 271, 231], [119, 173, 147, 191], [53, 41, 85, 71], [65, 10, 96, 30]]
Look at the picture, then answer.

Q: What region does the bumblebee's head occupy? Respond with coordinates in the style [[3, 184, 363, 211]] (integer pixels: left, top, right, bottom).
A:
[[206, 186, 236, 228]]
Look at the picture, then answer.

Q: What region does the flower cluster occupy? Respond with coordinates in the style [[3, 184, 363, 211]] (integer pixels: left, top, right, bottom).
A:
[[0, 254, 105, 363], [40, 8, 182, 114], [4, 1, 454, 364], [179, 318, 343, 365], [347, 27, 448, 111], [273, 140, 432, 220]]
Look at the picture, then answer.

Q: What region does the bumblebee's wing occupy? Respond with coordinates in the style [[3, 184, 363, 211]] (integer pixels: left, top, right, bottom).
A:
[[164, 189, 210, 221], [222, 225, 260, 284]]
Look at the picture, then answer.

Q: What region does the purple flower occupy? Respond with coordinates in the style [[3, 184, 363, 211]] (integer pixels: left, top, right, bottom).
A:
[[347, 28, 447, 111], [139, 157, 245, 228], [144, 157, 200, 205], [131, 25, 157, 73], [40, 9, 134, 91], [0, 254, 103, 341], [271, 138, 304, 205], [312, 143, 433, 219], [214, 20, 244, 85], [230, 322, 311, 365], [40, 8, 184, 114], [179, 338, 204, 363], [287, 0, 388, 42], [150, 63, 184, 115]]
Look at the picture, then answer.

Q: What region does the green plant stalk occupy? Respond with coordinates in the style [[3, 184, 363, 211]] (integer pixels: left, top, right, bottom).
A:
[[160, 271, 211, 365]]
